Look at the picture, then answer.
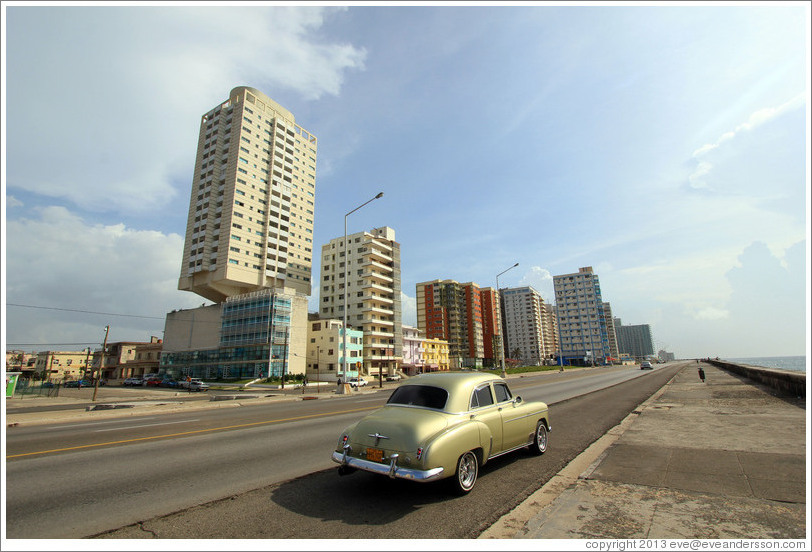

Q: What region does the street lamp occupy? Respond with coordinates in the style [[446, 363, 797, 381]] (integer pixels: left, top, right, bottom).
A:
[[342, 192, 384, 386], [496, 262, 519, 379]]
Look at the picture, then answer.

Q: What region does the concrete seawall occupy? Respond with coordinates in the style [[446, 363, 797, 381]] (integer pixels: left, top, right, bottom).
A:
[[708, 359, 806, 397]]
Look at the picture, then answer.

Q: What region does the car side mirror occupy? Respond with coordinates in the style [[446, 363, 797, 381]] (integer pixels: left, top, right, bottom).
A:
[[515, 396, 523, 404]]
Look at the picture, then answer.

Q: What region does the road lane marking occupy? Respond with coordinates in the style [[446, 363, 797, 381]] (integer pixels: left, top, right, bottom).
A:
[[94, 419, 200, 432], [56, 417, 160, 429], [6, 405, 379, 459]]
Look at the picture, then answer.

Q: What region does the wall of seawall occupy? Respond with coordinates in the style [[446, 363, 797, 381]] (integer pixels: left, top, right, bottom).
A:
[[708, 360, 806, 397]]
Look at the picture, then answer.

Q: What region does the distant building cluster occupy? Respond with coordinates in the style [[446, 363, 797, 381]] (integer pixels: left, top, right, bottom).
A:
[[7, 86, 672, 382]]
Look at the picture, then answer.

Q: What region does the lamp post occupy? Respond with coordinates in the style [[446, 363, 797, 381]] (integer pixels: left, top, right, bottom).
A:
[[496, 262, 519, 379], [342, 192, 384, 386]]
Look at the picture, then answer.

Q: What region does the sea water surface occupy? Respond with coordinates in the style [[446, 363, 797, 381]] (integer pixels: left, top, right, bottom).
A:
[[723, 356, 807, 373]]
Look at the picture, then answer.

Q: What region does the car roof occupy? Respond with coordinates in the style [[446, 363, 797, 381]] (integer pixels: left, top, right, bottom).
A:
[[397, 372, 506, 412]]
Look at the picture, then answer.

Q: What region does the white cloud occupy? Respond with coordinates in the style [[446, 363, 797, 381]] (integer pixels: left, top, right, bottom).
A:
[[6, 196, 23, 209], [518, 266, 555, 303], [688, 93, 806, 189], [690, 306, 730, 321], [4, 206, 205, 349], [5, 7, 366, 215]]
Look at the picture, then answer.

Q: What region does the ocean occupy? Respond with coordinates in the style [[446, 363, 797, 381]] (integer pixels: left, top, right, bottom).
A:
[[723, 356, 807, 373]]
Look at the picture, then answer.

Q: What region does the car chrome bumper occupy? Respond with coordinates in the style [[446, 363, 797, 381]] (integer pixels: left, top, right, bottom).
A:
[[331, 448, 444, 482]]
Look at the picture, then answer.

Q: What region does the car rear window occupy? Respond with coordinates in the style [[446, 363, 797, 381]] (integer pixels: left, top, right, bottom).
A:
[[387, 385, 448, 410]]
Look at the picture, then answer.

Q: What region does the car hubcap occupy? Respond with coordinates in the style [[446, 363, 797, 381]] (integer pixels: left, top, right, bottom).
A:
[[458, 453, 477, 490], [536, 424, 547, 452]]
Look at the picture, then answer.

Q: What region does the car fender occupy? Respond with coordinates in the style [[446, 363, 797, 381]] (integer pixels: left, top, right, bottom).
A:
[[422, 418, 490, 475]]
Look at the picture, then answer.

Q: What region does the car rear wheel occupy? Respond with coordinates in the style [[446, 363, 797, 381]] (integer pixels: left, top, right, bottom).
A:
[[451, 451, 478, 495], [530, 420, 548, 455]]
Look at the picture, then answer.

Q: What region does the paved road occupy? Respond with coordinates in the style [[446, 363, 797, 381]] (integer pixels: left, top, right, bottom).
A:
[[89, 364, 684, 539]]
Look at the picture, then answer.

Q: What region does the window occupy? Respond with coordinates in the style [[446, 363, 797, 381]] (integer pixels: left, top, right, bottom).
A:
[[494, 383, 512, 403], [470, 385, 494, 409]]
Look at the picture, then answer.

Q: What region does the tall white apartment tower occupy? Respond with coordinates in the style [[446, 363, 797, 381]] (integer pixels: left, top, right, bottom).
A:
[[178, 86, 317, 302], [319, 227, 403, 378], [500, 286, 548, 365], [553, 266, 611, 365]]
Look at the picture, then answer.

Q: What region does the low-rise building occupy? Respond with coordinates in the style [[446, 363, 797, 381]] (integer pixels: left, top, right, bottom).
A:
[[306, 318, 363, 382], [400, 325, 424, 375], [422, 338, 450, 372], [34, 350, 94, 381], [160, 288, 309, 381]]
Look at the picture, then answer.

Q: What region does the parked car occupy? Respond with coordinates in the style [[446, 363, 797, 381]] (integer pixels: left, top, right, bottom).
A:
[[189, 380, 209, 392], [160, 379, 180, 388], [640, 361, 653, 370], [179, 378, 203, 389], [385, 374, 402, 382], [332, 372, 550, 494], [64, 379, 91, 388], [348, 377, 368, 388], [145, 377, 163, 387], [123, 377, 143, 386]]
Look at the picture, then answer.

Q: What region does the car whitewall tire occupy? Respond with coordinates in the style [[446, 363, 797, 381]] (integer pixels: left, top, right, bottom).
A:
[[530, 420, 548, 455], [452, 451, 478, 495]]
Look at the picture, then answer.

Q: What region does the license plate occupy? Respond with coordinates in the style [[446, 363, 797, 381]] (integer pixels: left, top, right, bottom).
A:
[[366, 448, 384, 462]]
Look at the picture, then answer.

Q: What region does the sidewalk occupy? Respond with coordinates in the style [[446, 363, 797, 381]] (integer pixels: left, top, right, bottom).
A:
[[3, 382, 390, 426], [481, 362, 807, 540]]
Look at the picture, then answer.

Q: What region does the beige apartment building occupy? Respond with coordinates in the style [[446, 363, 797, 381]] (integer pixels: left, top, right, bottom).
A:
[[500, 286, 548, 365], [178, 86, 317, 302], [305, 318, 363, 382], [319, 227, 402, 379], [34, 350, 93, 381]]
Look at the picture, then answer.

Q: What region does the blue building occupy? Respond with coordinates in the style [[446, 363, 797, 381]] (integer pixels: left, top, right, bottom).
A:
[[160, 289, 307, 380]]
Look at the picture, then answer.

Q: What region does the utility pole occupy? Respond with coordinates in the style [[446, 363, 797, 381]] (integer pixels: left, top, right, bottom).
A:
[[93, 325, 109, 402], [84, 347, 91, 380]]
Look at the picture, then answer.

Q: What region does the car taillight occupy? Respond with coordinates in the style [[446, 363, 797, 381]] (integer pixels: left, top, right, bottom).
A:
[[416, 447, 424, 460], [341, 435, 349, 446]]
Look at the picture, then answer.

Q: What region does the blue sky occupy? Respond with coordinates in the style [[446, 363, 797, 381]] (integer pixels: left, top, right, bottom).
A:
[[3, 3, 809, 359]]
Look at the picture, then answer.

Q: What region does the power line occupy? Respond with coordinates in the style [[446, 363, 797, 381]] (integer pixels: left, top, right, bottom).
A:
[[7, 303, 165, 320]]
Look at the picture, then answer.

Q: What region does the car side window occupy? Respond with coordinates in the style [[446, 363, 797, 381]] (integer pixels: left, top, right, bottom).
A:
[[470, 384, 495, 409], [493, 383, 512, 403]]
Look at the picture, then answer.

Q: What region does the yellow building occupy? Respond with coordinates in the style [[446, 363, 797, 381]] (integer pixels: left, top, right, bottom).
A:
[[422, 338, 450, 372], [34, 350, 93, 381]]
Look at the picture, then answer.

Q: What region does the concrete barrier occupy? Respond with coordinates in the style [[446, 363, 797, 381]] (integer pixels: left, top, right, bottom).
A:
[[708, 360, 805, 397]]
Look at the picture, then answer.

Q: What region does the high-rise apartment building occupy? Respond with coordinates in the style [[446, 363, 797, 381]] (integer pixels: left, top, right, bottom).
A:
[[616, 323, 655, 359], [500, 286, 549, 364], [319, 227, 402, 378], [178, 86, 317, 302], [163, 87, 315, 382], [539, 302, 558, 360], [416, 279, 501, 368], [602, 302, 620, 361], [553, 266, 611, 365]]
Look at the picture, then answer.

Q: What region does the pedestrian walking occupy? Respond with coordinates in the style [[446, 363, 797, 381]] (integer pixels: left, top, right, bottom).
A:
[[698, 367, 705, 383]]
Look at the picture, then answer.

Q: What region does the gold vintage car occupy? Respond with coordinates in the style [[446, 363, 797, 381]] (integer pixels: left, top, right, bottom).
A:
[[332, 372, 550, 494]]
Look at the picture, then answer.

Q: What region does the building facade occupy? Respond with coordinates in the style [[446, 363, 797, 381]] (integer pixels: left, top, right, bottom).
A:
[[615, 323, 655, 360], [319, 226, 402, 379], [160, 289, 308, 380], [305, 318, 363, 382], [178, 86, 317, 303], [422, 338, 451, 372], [416, 279, 501, 368], [602, 302, 620, 362], [400, 325, 424, 374], [500, 286, 548, 365], [34, 350, 94, 381], [539, 302, 558, 360], [553, 266, 611, 365]]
